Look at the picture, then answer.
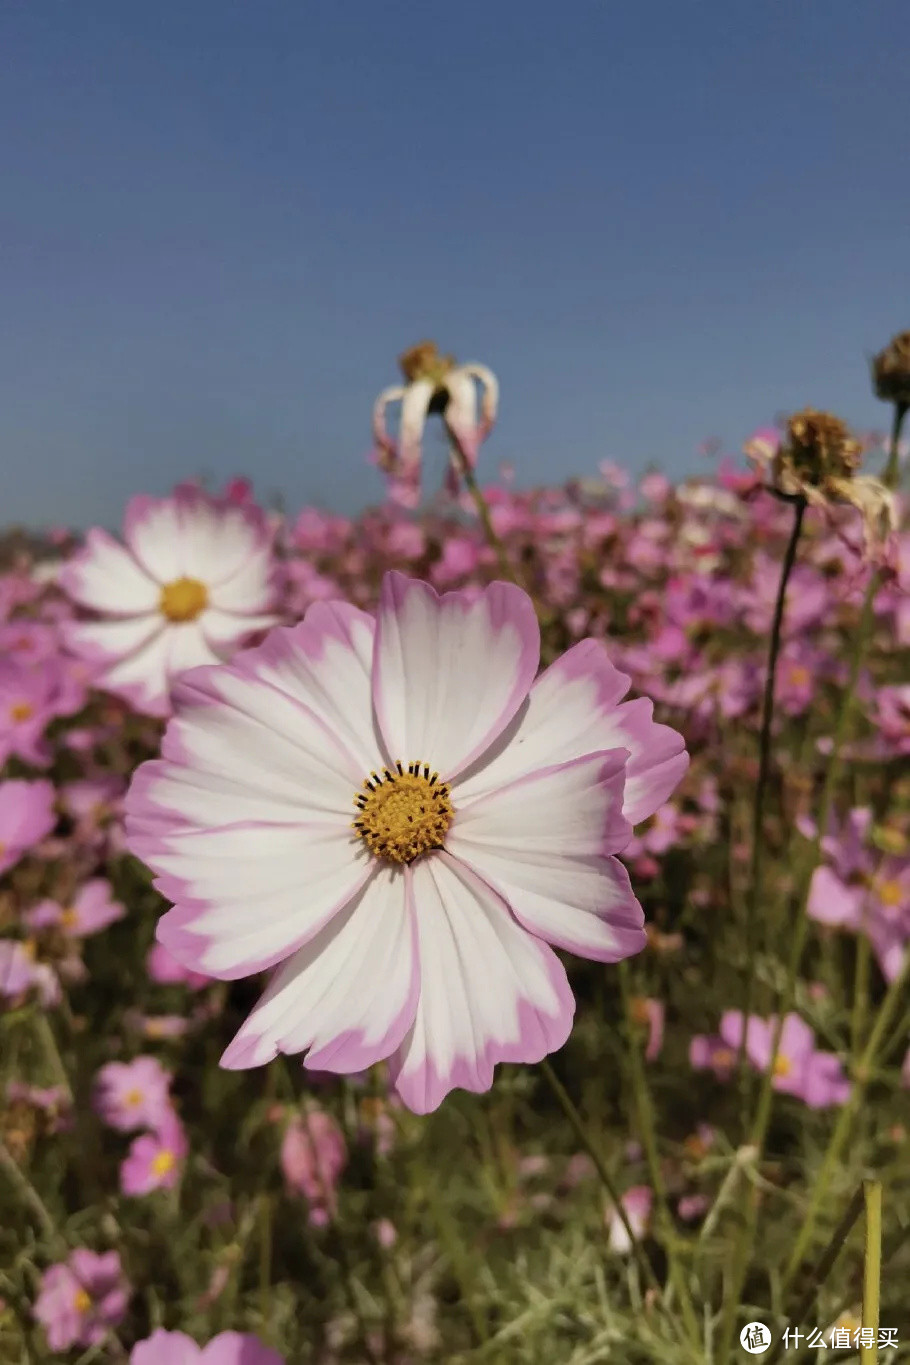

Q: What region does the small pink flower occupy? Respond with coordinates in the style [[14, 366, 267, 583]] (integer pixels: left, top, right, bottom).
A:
[[689, 1034, 737, 1080], [606, 1186, 652, 1253], [720, 1012, 851, 1108], [93, 1056, 173, 1132], [130, 1328, 284, 1364], [147, 940, 211, 989], [121, 1111, 188, 1195], [0, 779, 56, 874], [0, 941, 60, 1007], [280, 1108, 347, 1224], [33, 1249, 129, 1351], [27, 879, 125, 938]]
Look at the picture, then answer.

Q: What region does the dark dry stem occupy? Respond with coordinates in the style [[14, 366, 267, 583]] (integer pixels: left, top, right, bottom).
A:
[[736, 495, 807, 1116]]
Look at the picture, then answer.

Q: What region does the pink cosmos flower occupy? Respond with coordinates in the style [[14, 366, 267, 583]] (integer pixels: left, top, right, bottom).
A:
[[60, 484, 280, 716], [280, 1108, 347, 1225], [0, 778, 56, 874], [689, 1034, 738, 1080], [0, 940, 60, 1007], [147, 940, 211, 989], [719, 1012, 851, 1108], [872, 685, 910, 755], [33, 1249, 129, 1351], [93, 1056, 173, 1132], [131, 1329, 284, 1364], [121, 1110, 188, 1195], [125, 572, 687, 1114], [26, 878, 125, 938]]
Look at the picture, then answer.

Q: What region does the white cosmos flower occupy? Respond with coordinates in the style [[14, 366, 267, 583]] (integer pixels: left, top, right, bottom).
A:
[[124, 572, 687, 1114], [61, 485, 280, 717]]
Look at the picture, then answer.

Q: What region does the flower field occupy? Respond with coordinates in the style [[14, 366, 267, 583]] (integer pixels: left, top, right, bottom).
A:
[[1, 339, 909, 1364]]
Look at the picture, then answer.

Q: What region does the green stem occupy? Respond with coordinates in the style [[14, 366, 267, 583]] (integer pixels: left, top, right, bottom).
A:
[[447, 438, 525, 588], [737, 496, 806, 1114], [861, 1181, 882, 1363], [781, 949, 908, 1291]]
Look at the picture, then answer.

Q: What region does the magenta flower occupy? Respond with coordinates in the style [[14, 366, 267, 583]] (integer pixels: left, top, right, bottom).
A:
[[33, 1249, 129, 1351], [61, 484, 279, 716], [26, 878, 125, 938], [93, 1056, 173, 1132], [121, 1110, 188, 1195], [0, 778, 56, 874], [131, 1329, 284, 1364], [720, 1011, 851, 1108], [280, 1108, 347, 1225], [125, 573, 687, 1113]]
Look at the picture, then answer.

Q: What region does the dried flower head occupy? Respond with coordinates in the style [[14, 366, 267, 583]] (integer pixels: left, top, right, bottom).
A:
[[872, 329, 910, 407]]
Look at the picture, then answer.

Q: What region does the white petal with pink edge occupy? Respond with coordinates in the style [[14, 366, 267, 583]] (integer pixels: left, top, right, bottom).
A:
[[228, 604, 381, 775], [97, 632, 174, 715], [372, 573, 540, 782], [60, 528, 160, 615], [65, 613, 166, 665], [387, 853, 574, 1114], [220, 864, 418, 1071], [199, 608, 280, 654], [164, 667, 365, 820], [207, 554, 276, 614], [123, 496, 187, 582], [141, 822, 372, 979], [455, 639, 687, 824], [163, 622, 223, 679]]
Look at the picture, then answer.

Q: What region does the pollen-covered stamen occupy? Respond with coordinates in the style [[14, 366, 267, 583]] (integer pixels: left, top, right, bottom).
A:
[[353, 760, 453, 865], [159, 577, 209, 622]]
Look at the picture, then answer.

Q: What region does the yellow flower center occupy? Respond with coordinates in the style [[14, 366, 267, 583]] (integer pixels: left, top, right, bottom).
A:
[[876, 879, 903, 910], [353, 762, 453, 865], [59, 907, 79, 930], [788, 665, 811, 688], [159, 577, 208, 622], [151, 1150, 176, 1177], [9, 701, 35, 722], [125, 1088, 143, 1106], [73, 1289, 92, 1313], [773, 1054, 792, 1078], [713, 1047, 734, 1068]]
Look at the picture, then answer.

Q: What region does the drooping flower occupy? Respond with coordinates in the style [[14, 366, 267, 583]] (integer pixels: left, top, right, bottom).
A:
[[719, 1011, 851, 1108], [33, 1249, 129, 1351], [60, 483, 280, 716], [125, 572, 687, 1113], [0, 778, 56, 875], [121, 1110, 188, 1195], [130, 1329, 284, 1364], [371, 341, 499, 507], [280, 1107, 347, 1225], [93, 1056, 173, 1132]]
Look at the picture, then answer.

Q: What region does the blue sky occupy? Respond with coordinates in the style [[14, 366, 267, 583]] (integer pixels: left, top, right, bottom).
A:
[[2, 1, 908, 529]]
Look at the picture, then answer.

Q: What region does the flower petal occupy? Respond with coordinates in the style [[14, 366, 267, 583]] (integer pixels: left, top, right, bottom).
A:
[[59, 528, 160, 615], [64, 613, 165, 667], [220, 864, 418, 1071], [388, 853, 574, 1114], [456, 639, 688, 824], [139, 822, 372, 979], [372, 573, 540, 780]]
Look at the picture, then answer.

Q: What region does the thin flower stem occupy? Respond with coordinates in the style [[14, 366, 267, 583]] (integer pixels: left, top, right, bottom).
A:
[[0, 1136, 58, 1242], [716, 406, 907, 1362], [780, 949, 908, 1293], [849, 928, 872, 1061], [447, 438, 526, 588], [736, 496, 806, 1117], [861, 1181, 882, 1363], [537, 1058, 660, 1297]]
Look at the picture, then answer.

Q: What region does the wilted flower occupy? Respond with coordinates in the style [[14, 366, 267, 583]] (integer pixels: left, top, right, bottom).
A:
[[372, 341, 499, 506], [130, 1329, 284, 1364], [61, 483, 279, 716], [745, 410, 895, 552], [126, 572, 686, 1113], [872, 328, 910, 408], [33, 1249, 129, 1351]]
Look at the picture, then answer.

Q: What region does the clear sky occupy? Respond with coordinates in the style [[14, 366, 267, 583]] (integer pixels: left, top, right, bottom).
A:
[[2, 1, 908, 529]]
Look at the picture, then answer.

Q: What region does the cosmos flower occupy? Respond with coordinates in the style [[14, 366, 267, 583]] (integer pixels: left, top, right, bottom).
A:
[[719, 1012, 851, 1108], [130, 1329, 284, 1365], [0, 940, 60, 1007], [93, 1056, 173, 1132], [371, 341, 499, 507], [606, 1186, 653, 1254], [280, 1107, 347, 1225], [120, 1110, 188, 1196], [60, 483, 280, 716], [125, 572, 687, 1114], [26, 878, 125, 938], [33, 1250, 129, 1352], [0, 779, 56, 875]]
